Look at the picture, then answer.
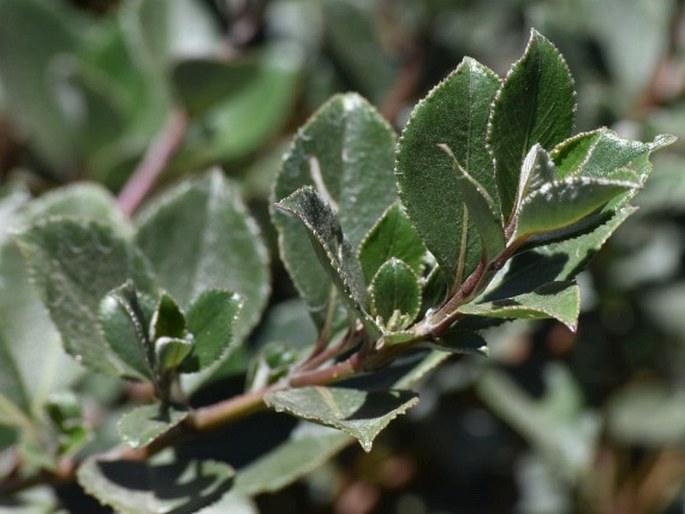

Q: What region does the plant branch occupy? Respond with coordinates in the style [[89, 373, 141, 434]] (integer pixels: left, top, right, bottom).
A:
[[118, 109, 189, 217]]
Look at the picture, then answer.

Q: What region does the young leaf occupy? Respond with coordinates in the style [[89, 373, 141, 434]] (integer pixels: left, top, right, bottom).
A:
[[150, 291, 186, 342], [370, 258, 421, 331], [514, 144, 557, 209], [513, 176, 638, 239], [488, 29, 576, 217], [16, 219, 156, 377], [396, 57, 500, 282], [135, 170, 269, 348], [272, 93, 397, 325], [117, 404, 188, 450], [77, 449, 234, 514], [180, 290, 243, 374], [438, 144, 506, 260], [275, 187, 376, 335], [265, 387, 418, 452], [155, 337, 193, 372], [553, 129, 675, 183], [358, 202, 426, 283], [459, 281, 580, 331], [99, 283, 154, 381]]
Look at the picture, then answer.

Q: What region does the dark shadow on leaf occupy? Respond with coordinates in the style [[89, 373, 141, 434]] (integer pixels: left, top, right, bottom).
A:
[[97, 457, 234, 514], [482, 251, 569, 301], [344, 390, 417, 421]]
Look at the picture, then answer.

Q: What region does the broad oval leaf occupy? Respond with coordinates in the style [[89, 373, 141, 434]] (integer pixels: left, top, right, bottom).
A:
[[272, 93, 397, 325], [135, 170, 269, 348], [488, 30, 576, 218], [358, 202, 426, 283], [513, 176, 638, 239], [117, 404, 188, 450], [16, 219, 156, 377], [77, 449, 234, 514], [396, 57, 500, 284], [460, 281, 580, 331], [369, 258, 421, 331], [265, 386, 419, 452], [180, 289, 243, 374]]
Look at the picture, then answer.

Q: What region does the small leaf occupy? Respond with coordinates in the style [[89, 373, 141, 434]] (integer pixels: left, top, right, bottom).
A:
[[272, 92, 397, 325], [369, 258, 421, 331], [16, 219, 156, 376], [396, 57, 500, 282], [265, 387, 419, 452], [513, 176, 637, 239], [438, 144, 506, 260], [99, 283, 154, 381], [275, 187, 376, 335], [155, 337, 193, 372], [358, 202, 426, 283], [135, 170, 269, 352], [77, 449, 234, 514], [488, 29, 576, 217], [117, 404, 188, 450], [180, 290, 243, 374], [246, 342, 301, 391], [150, 291, 186, 342], [459, 281, 580, 331]]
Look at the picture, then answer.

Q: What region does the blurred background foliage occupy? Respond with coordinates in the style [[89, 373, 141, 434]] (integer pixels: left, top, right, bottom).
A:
[[2, 0, 685, 512]]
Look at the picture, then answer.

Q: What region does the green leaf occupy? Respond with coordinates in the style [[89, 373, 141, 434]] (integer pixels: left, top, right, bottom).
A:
[[232, 422, 351, 497], [553, 129, 675, 185], [171, 57, 257, 117], [265, 386, 419, 452], [135, 170, 269, 348], [276, 187, 374, 333], [77, 449, 234, 514], [369, 258, 421, 331], [438, 144, 505, 260], [488, 30, 576, 217], [460, 281, 580, 331], [20, 183, 131, 238], [16, 219, 156, 376], [174, 42, 303, 167], [180, 290, 242, 374], [155, 338, 193, 372], [117, 404, 188, 450], [485, 207, 635, 300], [396, 57, 500, 282], [236, 351, 448, 496], [246, 342, 301, 391], [358, 202, 426, 284], [431, 330, 489, 356], [99, 282, 154, 381], [150, 292, 186, 342], [272, 92, 397, 324], [513, 176, 638, 239]]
